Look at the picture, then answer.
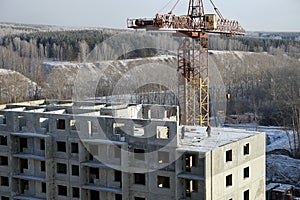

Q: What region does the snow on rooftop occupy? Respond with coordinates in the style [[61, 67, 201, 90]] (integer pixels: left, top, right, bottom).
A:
[[178, 126, 260, 153]]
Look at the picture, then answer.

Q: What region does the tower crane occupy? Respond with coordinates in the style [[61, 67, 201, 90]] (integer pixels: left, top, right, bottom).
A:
[[127, 0, 245, 126]]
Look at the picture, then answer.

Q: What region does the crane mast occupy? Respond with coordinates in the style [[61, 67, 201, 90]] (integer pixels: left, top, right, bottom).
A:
[[127, 0, 245, 126]]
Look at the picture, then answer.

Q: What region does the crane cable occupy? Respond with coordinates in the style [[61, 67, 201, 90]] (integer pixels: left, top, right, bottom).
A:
[[158, 0, 181, 14], [158, 0, 173, 13], [159, 0, 223, 18], [169, 0, 181, 14], [209, 0, 224, 19]]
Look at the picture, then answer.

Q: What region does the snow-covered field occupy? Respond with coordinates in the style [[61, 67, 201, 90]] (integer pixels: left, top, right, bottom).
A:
[[260, 126, 300, 187]]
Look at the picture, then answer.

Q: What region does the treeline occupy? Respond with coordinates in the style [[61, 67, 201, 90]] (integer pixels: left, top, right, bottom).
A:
[[209, 35, 300, 57], [248, 31, 300, 41], [1, 29, 300, 65], [0, 29, 118, 61], [0, 29, 121, 96], [220, 55, 300, 126]]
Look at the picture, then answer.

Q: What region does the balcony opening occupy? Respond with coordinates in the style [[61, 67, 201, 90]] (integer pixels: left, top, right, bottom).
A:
[[0, 156, 8, 166], [134, 148, 145, 161], [72, 165, 79, 176], [89, 167, 99, 183], [90, 190, 99, 200], [41, 182, 46, 193], [244, 143, 250, 155], [114, 170, 122, 182], [157, 176, 170, 188], [0, 176, 9, 186], [0, 136, 7, 146], [226, 174, 233, 187], [156, 126, 169, 139], [41, 161, 45, 172], [134, 173, 145, 185], [20, 179, 28, 193], [39, 117, 49, 130], [185, 154, 196, 172], [226, 150, 232, 162], [135, 197, 146, 200], [57, 163, 67, 174], [19, 138, 28, 152], [56, 119, 66, 130], [186, 179, 198, 197], [158, 151, 169, 164], [244, 189, 249, 200], [58, 185, 67, 196], [244, 167, 250, 179], [133, 125, 145, 137], [70, 119, 80, 131], [0, 115, 6, 125], [18, 115, 26, 130], [89, 153, 94, 161], [40, 139, 45, 150], [113, 123, 125, 135], [115, 194, 122, 200], [71, 142, 79, 153], [72, 187, 80, 198], [87, 121, 97, 136], [20, 158, 28, 173], [57, 141, 66, 152]]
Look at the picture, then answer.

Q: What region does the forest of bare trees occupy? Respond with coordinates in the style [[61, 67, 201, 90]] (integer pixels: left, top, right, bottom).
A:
[[212, 51, 300, 158]]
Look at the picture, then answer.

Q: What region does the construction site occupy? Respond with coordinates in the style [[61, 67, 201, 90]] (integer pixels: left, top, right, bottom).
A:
[[0, 0, 270, 199]]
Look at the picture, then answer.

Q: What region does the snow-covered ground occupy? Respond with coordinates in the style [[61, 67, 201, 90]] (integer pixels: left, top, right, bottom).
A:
[[267, 154, 300, 187], [0, 69, 37, 100], [264, 128, 295, 153]]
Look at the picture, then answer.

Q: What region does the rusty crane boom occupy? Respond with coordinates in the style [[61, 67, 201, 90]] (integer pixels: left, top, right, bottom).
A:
[[127, 0, 245, 126]]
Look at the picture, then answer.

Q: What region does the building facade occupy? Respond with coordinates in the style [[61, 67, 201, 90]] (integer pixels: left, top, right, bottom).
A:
[[0, 100, 265, 200]]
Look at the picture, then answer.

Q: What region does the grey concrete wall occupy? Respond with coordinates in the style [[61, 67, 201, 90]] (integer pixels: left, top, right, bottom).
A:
[[206, 132, 266, 200]]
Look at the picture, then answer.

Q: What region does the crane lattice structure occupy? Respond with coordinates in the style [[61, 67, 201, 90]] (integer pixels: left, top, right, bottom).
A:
[[127, 0, 245, 126]]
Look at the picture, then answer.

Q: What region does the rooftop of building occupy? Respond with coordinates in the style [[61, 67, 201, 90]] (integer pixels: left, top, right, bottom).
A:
[[178, 125, 261, 153], [0, 99, 177, 121], [0, 99, 262, 151]]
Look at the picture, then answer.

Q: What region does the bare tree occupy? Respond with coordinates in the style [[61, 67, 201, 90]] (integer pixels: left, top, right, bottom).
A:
[[78, 40, 89, 62]]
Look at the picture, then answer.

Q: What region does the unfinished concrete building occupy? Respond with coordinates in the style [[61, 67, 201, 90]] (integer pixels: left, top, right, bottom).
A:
[[0, 100, 265, 200]]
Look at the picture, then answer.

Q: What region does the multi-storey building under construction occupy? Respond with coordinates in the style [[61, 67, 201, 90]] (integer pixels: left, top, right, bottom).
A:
[[0, 100, 265, 200]]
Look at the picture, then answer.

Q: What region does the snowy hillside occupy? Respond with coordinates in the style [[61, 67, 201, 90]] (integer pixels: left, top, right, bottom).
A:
[[43, 55, 177, 100], [0, 69, 37, 102]]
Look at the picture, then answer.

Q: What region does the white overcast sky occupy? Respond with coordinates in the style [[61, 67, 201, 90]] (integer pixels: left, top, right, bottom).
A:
[[0, 0, 299, 32]]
